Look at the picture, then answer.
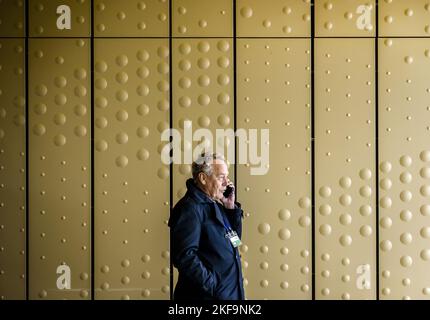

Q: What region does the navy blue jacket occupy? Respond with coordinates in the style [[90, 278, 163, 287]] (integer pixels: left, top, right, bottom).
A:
[[168, 178, 245, 300]]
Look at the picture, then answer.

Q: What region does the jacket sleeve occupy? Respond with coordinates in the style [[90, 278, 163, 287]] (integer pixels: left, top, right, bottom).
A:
[[224, 201, 244, 239], [170, 203, 219, 296]]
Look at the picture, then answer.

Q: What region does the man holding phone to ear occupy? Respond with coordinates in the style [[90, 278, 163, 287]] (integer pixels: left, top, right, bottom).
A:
[[168, 153, 245, 300]]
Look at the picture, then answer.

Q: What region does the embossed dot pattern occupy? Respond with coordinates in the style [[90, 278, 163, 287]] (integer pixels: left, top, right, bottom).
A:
[[379, 38, 430, 300], [94, 0, 169, 37], [237, 0, 311, 37], [3, 0, 430, 301], [173, 0, 232, 37], [173, 38, 234, 204], [30, 0, 90, 37], [29, 39, 91, 299], [315, 0, 376, 37], [237, 39, 311, 299], [0, 39, 26, 299], [0, 0, 25, 37], [315, 39, 376, 300], [379, 0, 430, 37], [95, 39, 170, 299]]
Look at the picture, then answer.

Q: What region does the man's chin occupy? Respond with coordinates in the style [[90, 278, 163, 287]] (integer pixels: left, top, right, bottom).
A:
[[215, 193, 223, 201]]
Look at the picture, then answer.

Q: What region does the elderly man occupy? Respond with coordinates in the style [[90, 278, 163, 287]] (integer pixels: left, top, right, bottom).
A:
[[168, 153, 245, 300]]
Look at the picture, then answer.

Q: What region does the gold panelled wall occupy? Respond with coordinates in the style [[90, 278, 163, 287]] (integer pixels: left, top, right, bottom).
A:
[[236, 0, 312, 300], [94, 0, 169, 37], [29, 0, 90, 37], [172, 38, 234, 204], [236, 0, 311, 37], [315, 0, 376, 37], [172, 0, 233, 37], [172, 1, 234, 204], [92, 0, 170, 301], [379, 38, 430, 300], [378, 0, 430, 301], [29, 39, 91, 299], [94, 39, 170, 300], [171, 0, 234, 291], [0, 38, 26, 300], [379, 1, 430, 37], [2, 0, 430, 300], [315, 39, 376, 300], [237, 39, 312, 299], [0, 0, 25, 37], [236, 0, 312, 299]]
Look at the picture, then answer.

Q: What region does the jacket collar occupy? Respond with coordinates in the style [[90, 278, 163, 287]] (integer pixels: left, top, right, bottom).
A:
[[186, 178, 214, 204], [186, 178, 226, 227]]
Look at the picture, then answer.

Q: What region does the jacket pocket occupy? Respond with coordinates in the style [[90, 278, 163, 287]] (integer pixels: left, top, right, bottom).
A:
[[212, 270, 223, 299]]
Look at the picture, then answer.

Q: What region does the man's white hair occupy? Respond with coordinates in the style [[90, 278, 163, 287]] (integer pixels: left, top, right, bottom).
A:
[[192, 153, 225, 180]]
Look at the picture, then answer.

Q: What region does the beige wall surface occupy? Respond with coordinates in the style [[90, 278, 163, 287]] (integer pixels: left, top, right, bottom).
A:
[[1, 0, 430, 300]]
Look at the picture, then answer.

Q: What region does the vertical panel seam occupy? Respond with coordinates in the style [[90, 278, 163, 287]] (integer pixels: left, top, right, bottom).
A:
[[169, 0, 173, 301], [90, 0, 95, 301], [25, 0, 29, 301], [375, 0, 380, 301], [310, 0, 315, 301], [233, 1, 237, 197]]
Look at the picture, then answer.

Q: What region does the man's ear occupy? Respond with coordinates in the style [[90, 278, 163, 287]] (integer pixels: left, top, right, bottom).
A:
[[198, 172, 206, 185]]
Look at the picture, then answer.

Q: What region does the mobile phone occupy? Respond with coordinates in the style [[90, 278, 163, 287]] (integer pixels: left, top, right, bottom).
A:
[[223, 185, 234, 198]]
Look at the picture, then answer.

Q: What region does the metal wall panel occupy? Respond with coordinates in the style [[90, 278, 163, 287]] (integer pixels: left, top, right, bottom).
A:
[[315, 0, 376, 37], [0, 0, 25, 37], [0, 0, 429, 301], [172, 38, 234, 204], [94, 0, 169, 37], [29, 0, 90, 37], [237, 39, 312, 299], [172, 0, 232, 37], [315, 39, 376, 300], [0, 38, 26, 300], [379, 38, 430, 300], [236, 0, 310, 37], [379, 0, 430, 37], [94, 39, 170, 300], [29, 39, 91, 299]]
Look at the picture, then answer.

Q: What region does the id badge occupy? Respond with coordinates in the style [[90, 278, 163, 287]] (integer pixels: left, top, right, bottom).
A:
[[227, 231, 242, 248]]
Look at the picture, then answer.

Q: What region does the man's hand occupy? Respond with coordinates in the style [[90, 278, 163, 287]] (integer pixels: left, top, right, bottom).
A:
[[222, 183, 235, 210]]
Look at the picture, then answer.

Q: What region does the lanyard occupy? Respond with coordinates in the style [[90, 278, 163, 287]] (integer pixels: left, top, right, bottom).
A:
[[215, 202, 233, 232], [216, 203, 241, 248], [220, 212, 233, 232]]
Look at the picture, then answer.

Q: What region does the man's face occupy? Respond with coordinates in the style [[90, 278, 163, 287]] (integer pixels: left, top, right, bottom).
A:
[[201, 159, 229, 200]]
